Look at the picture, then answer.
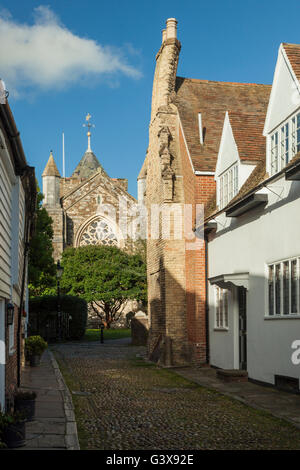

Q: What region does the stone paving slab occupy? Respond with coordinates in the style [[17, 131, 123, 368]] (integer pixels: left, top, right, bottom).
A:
[[19, 349, 80, 450], [172, 366, 300, 430]]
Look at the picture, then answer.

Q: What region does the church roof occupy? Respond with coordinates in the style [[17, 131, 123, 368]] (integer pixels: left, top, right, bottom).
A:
[[42, 151, 60, 177], [174, 77, 271, 172], [72, 150, 103, 178]]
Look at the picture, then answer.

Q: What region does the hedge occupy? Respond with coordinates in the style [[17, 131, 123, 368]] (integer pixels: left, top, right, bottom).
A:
[[29, 295, 87, 341]]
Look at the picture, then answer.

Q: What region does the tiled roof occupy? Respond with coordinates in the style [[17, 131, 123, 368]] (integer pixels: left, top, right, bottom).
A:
[[174, 77, 271, 172], [205, 152, 300, 220], [42, 152, 60, 177], [228, 112, 266, 162], [282, 43, 300, 84]]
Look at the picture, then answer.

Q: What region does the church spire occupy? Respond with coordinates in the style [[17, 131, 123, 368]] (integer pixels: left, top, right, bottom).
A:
[[42, 150, 61, 177], [83, 113, 95, 152], [72, 113, 103, 178]]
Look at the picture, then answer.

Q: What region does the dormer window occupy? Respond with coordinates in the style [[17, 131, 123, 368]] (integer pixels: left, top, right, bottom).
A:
[[270, 110, 300, 175], [219, 163, 238, 209]]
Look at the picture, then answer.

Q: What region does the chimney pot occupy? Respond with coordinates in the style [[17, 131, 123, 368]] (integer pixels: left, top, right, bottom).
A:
[[166, 18, 177, 40]]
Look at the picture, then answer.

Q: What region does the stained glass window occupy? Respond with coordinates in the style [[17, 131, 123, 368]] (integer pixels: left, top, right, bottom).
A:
[[79, 218, 118, 247]]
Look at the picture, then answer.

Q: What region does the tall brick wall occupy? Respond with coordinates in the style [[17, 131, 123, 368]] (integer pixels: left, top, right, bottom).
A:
[[192, 174, 215, 364], [179, 126, 216, 364]]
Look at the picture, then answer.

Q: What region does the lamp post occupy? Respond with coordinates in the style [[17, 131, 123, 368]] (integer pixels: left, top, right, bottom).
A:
[[56, 260, 64, 341]]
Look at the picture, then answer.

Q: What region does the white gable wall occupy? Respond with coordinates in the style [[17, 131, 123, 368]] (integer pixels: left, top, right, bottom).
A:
[[216, 113, 239, 177]]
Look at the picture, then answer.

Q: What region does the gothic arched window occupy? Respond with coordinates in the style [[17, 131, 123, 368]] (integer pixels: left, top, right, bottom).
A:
[[79, 217, 118, 247]]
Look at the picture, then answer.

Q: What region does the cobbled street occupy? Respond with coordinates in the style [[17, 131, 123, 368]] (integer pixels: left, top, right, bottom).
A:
[[52, 338, 300, 450]]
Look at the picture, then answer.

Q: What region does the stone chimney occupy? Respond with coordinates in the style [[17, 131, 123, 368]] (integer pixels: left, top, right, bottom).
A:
[[151, 18, 181, 118], [166, 18, 177, 40]]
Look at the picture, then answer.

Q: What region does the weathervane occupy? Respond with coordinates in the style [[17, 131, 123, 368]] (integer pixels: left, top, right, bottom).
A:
[[83, 113, 95, 152]]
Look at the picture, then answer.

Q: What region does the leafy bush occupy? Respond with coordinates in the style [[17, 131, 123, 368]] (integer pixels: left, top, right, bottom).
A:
[[61, 245, 146, 328], [29, 295, 87, 340], [25, 336, 48, 356]]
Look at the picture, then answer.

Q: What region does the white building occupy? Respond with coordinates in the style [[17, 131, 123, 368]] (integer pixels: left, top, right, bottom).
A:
[[206, 42, 300, 390], [0, 102, 36, 411]]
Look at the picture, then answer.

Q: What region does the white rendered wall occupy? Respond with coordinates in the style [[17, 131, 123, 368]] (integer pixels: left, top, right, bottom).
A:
[[208, 175, 300, 385], [264, 46, 300, 135], [215, 113, 239, 177]]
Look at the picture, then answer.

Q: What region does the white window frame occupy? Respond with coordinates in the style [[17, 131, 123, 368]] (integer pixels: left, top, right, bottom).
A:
[[219, 163, 239, 209], [267, 256, 300, 316], [269, 109, 300, 176], [215, 286, 229, 329]]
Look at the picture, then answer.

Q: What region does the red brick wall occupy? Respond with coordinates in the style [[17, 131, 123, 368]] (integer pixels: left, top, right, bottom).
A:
[[179, 126, 216, 364]]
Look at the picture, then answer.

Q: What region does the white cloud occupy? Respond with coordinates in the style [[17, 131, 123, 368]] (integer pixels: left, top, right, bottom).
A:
[[0, 6, 141, 95]]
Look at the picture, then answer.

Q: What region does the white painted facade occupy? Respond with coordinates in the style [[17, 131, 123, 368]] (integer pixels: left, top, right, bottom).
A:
[[0, 129, 28, 410], [208, 43, 300, 387], [208, 174, 300, 385]]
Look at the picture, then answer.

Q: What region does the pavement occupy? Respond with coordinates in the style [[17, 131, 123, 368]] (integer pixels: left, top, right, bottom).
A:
[[19, 349, 79, 450], [172, 366, 300, 430]]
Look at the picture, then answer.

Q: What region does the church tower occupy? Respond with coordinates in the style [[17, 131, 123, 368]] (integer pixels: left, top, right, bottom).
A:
[[42, 113, 135, 262]]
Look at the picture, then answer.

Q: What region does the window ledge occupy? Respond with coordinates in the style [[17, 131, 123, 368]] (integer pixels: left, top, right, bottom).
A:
[[264, 315, 300, 320], [214, 327, 229, 331], [9, 348, 16, 356]]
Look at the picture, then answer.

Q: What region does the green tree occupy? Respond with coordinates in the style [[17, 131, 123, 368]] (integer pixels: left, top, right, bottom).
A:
[[60, 245, 147, 328], [28, 190, 56, 297]]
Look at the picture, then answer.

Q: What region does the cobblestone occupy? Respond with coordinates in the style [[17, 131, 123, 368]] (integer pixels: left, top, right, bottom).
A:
[[52, 338, 300, 450]]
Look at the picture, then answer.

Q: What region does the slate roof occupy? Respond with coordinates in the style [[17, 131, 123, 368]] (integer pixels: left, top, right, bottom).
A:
[[72, 151, 103, 179], [174, 77, 271, 172], [42, 152, 60, 177]]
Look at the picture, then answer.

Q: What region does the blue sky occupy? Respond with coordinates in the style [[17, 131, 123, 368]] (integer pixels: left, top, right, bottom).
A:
[[1, 0, 300, 197]]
